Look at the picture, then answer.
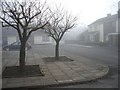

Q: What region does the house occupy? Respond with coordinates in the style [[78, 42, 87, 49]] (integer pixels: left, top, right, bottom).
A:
[[2, 26, 65, 46], [2, 26, 54, 46], [87, 13, 118, 46], [0, 22, 2, 47], [118, 1, 120, 33]]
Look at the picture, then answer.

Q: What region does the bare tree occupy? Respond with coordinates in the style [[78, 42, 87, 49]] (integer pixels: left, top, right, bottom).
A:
[[44, 7, 77, 60], [0, 0, 51, 71]]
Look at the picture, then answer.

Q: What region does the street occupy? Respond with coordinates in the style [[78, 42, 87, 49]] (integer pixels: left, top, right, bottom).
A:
[[2, 44, 118, 88], [32, 44, 118, 88]]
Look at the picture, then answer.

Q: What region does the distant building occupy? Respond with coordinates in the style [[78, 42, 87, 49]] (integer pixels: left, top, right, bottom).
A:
[[118, 1, 120, 33], [88, 14, 117, 43], [79, 30, 89, 42], [2, 26, 55, 46], [2, 25, 66, 46], [118, 1, 120, 46], [0, 22, 2, 47]]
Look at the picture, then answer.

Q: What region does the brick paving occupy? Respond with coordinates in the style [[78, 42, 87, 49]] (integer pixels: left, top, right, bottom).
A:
[[2, 48, 109, 89]]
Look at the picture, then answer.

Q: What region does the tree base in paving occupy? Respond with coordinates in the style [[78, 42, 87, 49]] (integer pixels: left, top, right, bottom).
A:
[[43, 56, 74, 63], [2, 65, 44, 78]]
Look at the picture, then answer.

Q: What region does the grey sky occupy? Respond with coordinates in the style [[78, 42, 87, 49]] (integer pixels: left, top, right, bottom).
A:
[[48, 0, 120, 25], [1, 0, 120, 25]]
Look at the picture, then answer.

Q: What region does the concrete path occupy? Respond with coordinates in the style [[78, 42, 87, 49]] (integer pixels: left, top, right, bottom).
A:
[[2, 48, 109, 89]]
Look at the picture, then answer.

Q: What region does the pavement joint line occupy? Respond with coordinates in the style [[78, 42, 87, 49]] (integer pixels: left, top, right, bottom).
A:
[[61, 60, 85, 79], [42, 62, 58, 83], [53, 61, 74, 80]]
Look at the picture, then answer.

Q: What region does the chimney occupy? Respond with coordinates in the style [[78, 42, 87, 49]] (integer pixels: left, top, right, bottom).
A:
[[107, 14, 111, 17]]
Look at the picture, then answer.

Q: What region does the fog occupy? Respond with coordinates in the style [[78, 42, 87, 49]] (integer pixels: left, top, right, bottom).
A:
[[64, 25, 87, 41], [1, 0, 119, 89], [48, 0, 119, 25]]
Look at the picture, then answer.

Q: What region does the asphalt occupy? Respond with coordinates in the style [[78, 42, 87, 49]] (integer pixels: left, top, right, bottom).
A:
[[2, 45, 109, 89]]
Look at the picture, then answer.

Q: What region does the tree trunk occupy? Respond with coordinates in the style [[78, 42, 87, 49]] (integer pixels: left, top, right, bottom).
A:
[[19, 41, 26, 71], [55, 41, 59, 60]]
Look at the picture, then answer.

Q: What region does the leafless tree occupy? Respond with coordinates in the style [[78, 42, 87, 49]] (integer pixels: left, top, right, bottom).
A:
[[0, 0, 51, 71], [44, 7, 77, 60]]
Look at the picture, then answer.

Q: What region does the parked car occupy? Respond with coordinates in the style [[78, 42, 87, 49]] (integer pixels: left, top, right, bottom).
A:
[[3, 42, 31, 51]]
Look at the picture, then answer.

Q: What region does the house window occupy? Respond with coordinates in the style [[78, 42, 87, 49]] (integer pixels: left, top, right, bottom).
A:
[[8, 36, 16, 45], [42, 35, 50, 42], [34, 36, 42, 44], [112, 22, 116, 27], [106, 35, 109, 41], [90, 35, 94, 42]]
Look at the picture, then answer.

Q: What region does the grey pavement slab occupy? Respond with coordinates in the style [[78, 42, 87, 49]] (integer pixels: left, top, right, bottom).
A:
[[2, 50, 109, 89]]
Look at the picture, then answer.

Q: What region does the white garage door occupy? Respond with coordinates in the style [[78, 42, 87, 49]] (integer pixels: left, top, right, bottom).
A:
[[8, 36, 16, 45], [34, 36, 42, 44]]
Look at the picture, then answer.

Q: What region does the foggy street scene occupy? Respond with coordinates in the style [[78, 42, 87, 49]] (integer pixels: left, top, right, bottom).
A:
[[0, 0, 120, 89]]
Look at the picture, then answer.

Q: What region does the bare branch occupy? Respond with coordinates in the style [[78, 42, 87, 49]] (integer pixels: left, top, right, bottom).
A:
[[44, 5, 77, 42], [1, 0, 51, 42]]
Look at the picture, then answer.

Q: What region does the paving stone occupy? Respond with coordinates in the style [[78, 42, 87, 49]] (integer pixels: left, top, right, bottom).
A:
[[40, 65, 48, 69], [26, 58, 36, 65], [0, 79, 2, 89], [72, 67, 84, 70], [65, 70, 77, 73], [5, 81, 24, 88], [34, 53, 40, 59], [57, 79, 73, 83], [95, 72, 106, 77], [27, 77, 41, 81], [81, 73, 97, 79], [2, 79, 8, 88], [25, 79, 42, 86], [71, 76, 86, 81], [7, 78, 25, 83], [5, 60, 18, 66], [47, 66, 59, 70], [43, 71, 51, 75], [51, 71, 65, 75], [60, 68, 71, 71], [47, 64, 57, 67], [54, 75, 72, 83], [49, 69, 62, 72], [55, 62, 69, 68], [90, 70, 100, 73], [44, 75, 54, 79], [26, 58, 34, 61], [35, 59, 44, 64], [39, 77, 56, 85], [66, 72, 80, 77], [22, 77, 42, 86], [77, 70, 89, 75], [52, 72, 65, 76]]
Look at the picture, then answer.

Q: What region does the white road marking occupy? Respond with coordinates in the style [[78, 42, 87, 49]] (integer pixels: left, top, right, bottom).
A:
[[68, 44, 93, 48], [79, 45, 93, 48]]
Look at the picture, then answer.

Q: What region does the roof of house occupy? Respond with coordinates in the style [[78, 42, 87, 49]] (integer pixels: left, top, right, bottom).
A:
[[88, 14, 118, 26]]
